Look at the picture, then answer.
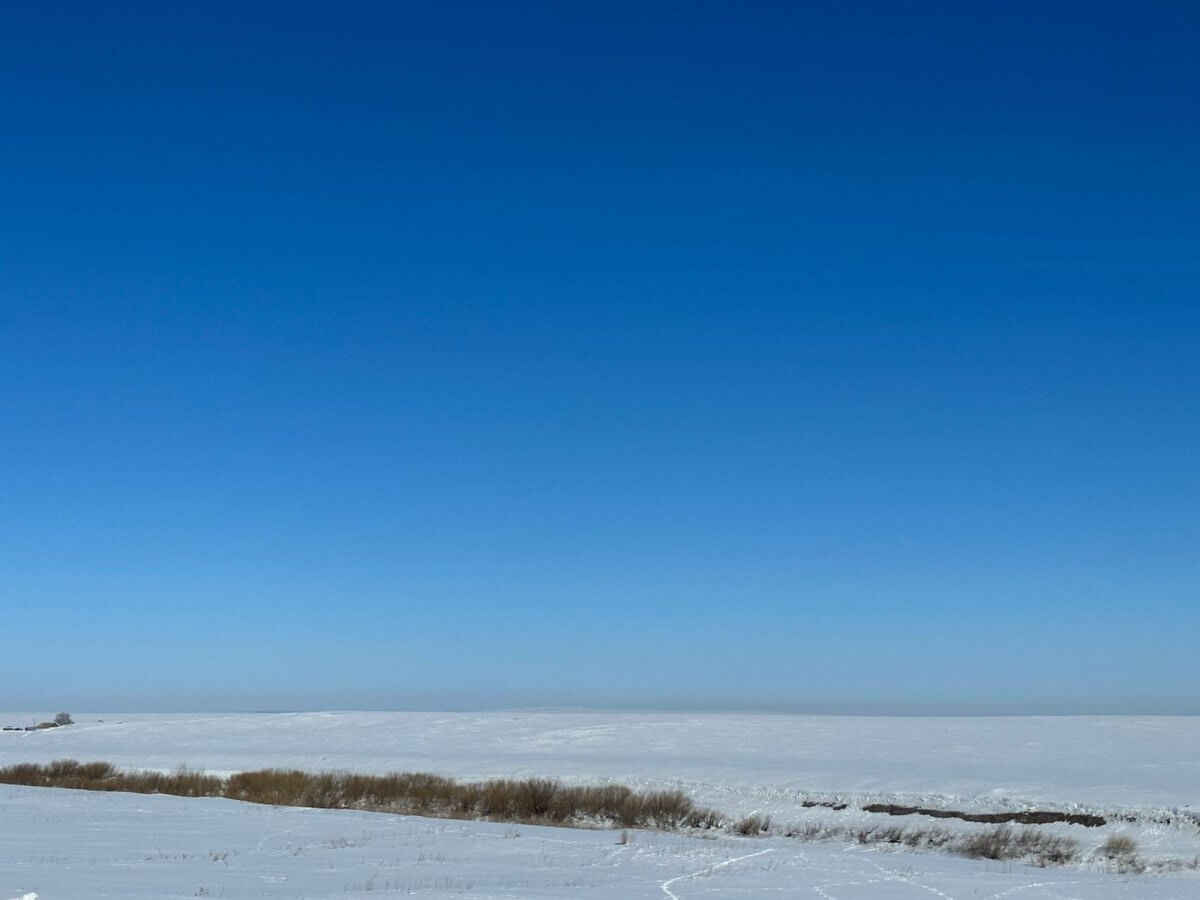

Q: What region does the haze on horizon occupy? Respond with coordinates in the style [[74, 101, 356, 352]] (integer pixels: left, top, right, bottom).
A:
[[2, 2, 1197, 714]]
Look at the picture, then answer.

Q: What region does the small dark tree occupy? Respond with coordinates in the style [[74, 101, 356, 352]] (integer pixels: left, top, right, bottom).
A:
[[54, 712, 73, 726]]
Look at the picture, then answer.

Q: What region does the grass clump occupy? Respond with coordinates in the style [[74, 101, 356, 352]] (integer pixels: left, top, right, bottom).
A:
[[1100, 834, 1138, 856], [1099, 834, 1144, 873], [226, 769, 714, 828], [733, 813, 771, 835], [1, 760, 718, 833], [0, 760, 220, 796], [960, 825, 1078, 866], [781, 819, 1082, 867]]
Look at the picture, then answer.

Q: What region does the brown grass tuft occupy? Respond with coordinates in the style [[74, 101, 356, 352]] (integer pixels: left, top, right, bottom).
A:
[[960, 825, 1078, 865], [1100, 834, 1138, 856], [733, 813, 771, 835]]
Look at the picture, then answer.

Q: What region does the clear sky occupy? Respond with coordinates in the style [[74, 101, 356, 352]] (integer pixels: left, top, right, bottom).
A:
[[2, 2, 1197, 713]]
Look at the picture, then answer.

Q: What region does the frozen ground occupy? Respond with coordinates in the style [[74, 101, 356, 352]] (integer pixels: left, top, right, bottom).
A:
[[3, 712, 1197, 805], [1, 783, 1195, 899], [2, 712, 1198, 896]]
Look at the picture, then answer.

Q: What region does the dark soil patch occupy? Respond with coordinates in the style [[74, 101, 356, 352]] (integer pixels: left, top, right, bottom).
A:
[[861, 802, 1105, 828], [801, 800, 848, 811]]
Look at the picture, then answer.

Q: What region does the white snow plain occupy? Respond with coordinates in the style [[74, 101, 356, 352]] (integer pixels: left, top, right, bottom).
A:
[[2, 712, 1198, 898]]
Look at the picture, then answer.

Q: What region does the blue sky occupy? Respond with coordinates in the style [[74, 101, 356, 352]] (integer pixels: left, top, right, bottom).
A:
[[2, 2, 1197, 712]]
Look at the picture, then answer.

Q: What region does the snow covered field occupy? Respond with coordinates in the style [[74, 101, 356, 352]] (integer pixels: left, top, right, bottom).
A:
[[2, 712, 1198, 897], [2, 784, 1195, 899]]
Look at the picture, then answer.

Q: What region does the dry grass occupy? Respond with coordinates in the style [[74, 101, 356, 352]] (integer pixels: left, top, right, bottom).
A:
[[783, 822, 842, 841], [781, 821, 1074, 866], [1098, 834, 1144, 873], [0, 760, 222, 796], [959, 825, 1078, 865], [733, 813, 771, 835], [1100, 834, 1138, 856], [0, 761, 718, 831], [227, 770, 715, 828]]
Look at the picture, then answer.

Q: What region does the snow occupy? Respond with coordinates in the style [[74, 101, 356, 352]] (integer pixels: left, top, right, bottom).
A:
[[1, 784, 1195, 899], [3, 712, 1197, 806], [2, 712, 1198, 897]]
